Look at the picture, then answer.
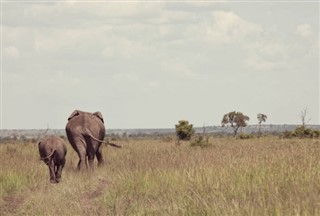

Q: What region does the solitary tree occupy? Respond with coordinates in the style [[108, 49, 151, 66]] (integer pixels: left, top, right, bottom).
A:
[[300, 108, 311, 129], [221, 111, 250, 136], [257, 113, 267, 136], [175, 120, 195, 144], [294, 108, 313, 138]]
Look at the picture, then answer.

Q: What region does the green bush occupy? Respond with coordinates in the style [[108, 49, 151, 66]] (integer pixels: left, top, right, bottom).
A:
[[313, 130, 320, 137], [280, 126, 320, 138], [175, 120, 195, 142]]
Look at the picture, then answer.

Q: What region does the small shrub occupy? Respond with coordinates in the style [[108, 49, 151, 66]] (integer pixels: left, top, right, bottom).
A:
[[190, 135, 211, 148], [237, 133, 254, 139], [280, 130, 295, 139], [313, 130, 320, 137], [175, 120, 195, 144], [280, 126, 320, 139]]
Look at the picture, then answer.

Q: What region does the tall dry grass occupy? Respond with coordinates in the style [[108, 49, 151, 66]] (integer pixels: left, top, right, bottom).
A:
[[0, 137, 319, 215]]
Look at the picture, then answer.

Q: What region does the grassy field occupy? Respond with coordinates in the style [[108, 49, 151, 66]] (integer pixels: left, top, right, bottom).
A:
[[0, 136, 319, 215]]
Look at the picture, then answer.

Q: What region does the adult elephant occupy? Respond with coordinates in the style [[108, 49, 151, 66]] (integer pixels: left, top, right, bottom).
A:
[[65, 110, 120, 170]]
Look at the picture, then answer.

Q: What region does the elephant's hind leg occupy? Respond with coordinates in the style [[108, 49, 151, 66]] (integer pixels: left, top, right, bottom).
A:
[[48, 159, 57, 183], [87, 152, 95, 169], [77, 155, 87, 170], [55, 159, 66, 183], [86, 139, 96, 169], [75, 139, 88, 171], [96, 147, 104, 167], [55, 166, 62, 183]]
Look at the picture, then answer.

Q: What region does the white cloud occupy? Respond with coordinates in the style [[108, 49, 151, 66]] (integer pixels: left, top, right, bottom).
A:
[[34, 26, 112, 52], [102, 37, 152, 59], [147, 81, 160, 88], [183, 10, 262, 46], [162, 59, 201, 80], [246, 55, 280, 70], [112, 71, 140, 82], [3, 46, 19, 58], [246, 41, 288, 70], [185, 2, 227, 7], [207, 11, 262, 44], [19, 2, 164, 28], [2, 2, 319, 128], [296, 24, 313, 38]]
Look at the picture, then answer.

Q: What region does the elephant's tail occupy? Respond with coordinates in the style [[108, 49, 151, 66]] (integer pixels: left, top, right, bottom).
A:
[[107, 142, 122, 148], [88, 135, 122, 148], [40, 149, 55, 161]]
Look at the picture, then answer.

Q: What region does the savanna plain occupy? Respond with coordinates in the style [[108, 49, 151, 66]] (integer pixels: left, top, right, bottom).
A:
[[1, 136, 319, 216]]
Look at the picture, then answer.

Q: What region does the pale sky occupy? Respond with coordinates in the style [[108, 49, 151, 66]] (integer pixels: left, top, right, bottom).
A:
[[1, 1, 319, 129]]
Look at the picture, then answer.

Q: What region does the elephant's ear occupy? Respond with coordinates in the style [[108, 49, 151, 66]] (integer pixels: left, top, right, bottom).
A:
[[93, 111, 104, 123], [68, 110, 80, 121]]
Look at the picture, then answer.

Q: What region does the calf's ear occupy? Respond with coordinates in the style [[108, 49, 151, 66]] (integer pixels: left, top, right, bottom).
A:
[[93, 111, 104, 123], [68, 110, 80, 121]]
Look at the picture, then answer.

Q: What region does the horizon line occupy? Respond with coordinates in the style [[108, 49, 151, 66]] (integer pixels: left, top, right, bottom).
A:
[[1, 124, 320, 131]]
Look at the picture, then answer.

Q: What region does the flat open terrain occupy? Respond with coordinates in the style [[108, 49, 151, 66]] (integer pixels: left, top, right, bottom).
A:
[[1, 137, 319, 215]]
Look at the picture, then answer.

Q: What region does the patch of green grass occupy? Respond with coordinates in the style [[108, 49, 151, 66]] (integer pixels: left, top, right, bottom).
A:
[[0, 142, 41, 197], [0, 171, 31, 196]]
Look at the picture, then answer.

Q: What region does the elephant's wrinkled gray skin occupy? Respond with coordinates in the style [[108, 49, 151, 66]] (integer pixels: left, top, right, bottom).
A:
[[38, 136, 67, 183], [65, 110, 115, 170]]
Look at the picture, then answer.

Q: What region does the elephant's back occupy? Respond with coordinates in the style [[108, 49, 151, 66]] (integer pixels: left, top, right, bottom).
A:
[[38, 139, 51, 157], [52, 137, 67, 155], [65, 114, 85, 130], [65, 111, 106, 142], [65, 115, 85, 140], [38, 136, 65, 156], [87, 120, 105, 141], [66, 112, 104, 128]]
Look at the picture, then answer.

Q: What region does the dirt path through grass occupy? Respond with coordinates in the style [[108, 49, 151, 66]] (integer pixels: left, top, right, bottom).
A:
[[1, 194, 25, 215], [80, 175, 108, 215]]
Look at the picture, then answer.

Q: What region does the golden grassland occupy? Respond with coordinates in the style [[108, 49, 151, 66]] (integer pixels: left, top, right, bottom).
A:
[[0, 137, 319, 215]]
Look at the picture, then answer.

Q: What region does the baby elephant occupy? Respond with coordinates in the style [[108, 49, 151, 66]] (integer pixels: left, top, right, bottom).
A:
[[38, 136, 67, 183]]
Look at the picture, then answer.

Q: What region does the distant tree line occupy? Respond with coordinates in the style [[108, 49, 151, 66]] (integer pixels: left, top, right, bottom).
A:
[[174, 108, 319, 143]]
